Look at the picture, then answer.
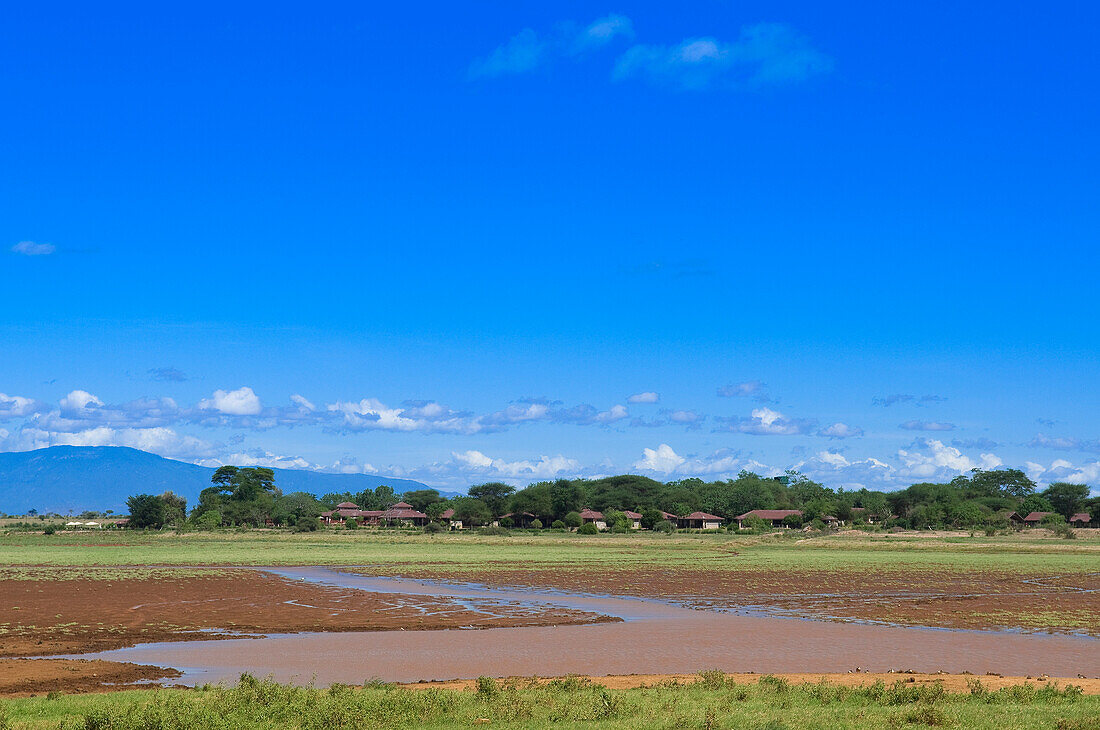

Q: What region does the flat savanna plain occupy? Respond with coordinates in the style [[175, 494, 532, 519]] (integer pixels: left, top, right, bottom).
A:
[[1, 529, 1098, 727]]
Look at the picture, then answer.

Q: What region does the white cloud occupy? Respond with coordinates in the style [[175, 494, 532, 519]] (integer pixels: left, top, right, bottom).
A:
[[11, 240, 55, 256], [595, 404, 628, 423], [627, 391, 660, 404], [899, 420, 956, 432], [634, 443, 686, 474], [896, 439, 1001, 481], [614, 23, 832, 90], [0, 393, 40, 419], [572, 14, 635, 52], [59, 390, 104, 411], [40, 425, 217, 460], [198, 387, 262, 416], [718, 407, 815, 436], [482, 401, 550, 425], [668, 409, 703, 424], [717, 380, 768, 399], [470, 14, 634, 78], [450, 449, 580, 479], [289, 394, 316, 412], [818, 422, 864, 439]]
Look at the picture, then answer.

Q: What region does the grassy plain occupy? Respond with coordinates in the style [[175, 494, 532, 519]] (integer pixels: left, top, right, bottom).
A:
[[1, 527, 1097, 572], [3, 673, 1098, 730]]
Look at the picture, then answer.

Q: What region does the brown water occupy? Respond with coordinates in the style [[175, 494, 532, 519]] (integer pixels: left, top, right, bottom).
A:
[[69, 567, 1099, 685]]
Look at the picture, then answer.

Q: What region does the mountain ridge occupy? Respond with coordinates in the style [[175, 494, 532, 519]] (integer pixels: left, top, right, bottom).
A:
[[0, 446, 436, 514]]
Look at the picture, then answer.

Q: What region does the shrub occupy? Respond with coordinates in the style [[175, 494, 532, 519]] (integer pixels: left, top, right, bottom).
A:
[[1052, 522, 1076, 539], [745, 516, 770, 532], [478, 526, 509, 536], [42, 524, 57, 535], [475, 676, 499, 699], [345, 518, 358, 530], [530, 519, 542, 529], [551, 520, 566, 530], [655, 520, 674, 534], [563, 511, 582, 528], [293, 516, 320, 532], [194, 510, 221, 530], [499, 517, 514, 528], [577, 522, 599, 535], [696, 669, 729, 690], [424, 522, 444, 534]]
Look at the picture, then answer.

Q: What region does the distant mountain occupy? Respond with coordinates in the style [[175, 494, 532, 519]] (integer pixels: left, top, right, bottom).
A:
[[0, 446, 437, 515]]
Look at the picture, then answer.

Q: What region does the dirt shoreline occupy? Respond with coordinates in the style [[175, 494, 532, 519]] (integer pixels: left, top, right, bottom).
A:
[[400, 672, 1100, 694], [0, 658, 181, 697]]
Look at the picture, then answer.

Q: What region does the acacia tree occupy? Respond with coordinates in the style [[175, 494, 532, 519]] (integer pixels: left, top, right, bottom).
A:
[[1042, 482, 1090, 518], [196, 466, 279, 526], [127, 494, 166, 529], [468, 482, 515, 518]]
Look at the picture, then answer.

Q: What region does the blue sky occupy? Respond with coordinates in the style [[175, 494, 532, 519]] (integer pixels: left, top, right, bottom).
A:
[[2, 1, 1099, 491]]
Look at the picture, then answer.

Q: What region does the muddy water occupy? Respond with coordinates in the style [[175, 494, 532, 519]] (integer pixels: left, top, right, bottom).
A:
[[74, 568, 1099, 685]]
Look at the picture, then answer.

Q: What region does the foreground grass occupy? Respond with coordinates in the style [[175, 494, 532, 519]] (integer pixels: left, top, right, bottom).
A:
[[3, 673, 1097, 730], [0, 529, 1097, 575]]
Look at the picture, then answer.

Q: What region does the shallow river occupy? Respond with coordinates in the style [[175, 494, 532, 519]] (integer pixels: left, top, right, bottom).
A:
[[71, 567, 1099, 685]]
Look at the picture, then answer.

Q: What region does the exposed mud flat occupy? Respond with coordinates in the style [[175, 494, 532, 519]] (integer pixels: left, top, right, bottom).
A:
[[0, 570, 618, 658], [377, 565, 1100, 635], [0, 658, 180, 697]]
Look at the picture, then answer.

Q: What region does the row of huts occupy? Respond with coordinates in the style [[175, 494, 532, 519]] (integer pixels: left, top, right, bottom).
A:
[[320, 501, 1096, 531], [735, 508, 1096, 529], [319, 502, 727, 530], [1005, 511, 1096, 527]]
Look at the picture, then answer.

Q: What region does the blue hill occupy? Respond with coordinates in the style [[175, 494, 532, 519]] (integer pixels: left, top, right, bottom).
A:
[[0, 446, 436, 515]]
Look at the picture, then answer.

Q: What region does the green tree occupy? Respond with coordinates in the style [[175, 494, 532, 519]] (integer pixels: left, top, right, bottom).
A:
[[966, 469, 1036, 500], [468, 482, 515, 518], [1042, 482, 1090, 518], [640, 508, 664, 530], [425, 501, 450, 521], [450, 496, 491, 527], [160, 491, 187, 525], [127, 494, 166, 529], [563, 511, 582, 528], [402, 489, 444, 513], [550, 479, 584, 520]]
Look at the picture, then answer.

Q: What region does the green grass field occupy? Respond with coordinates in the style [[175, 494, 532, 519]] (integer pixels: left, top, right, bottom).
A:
[[3, 673, 1096, 730], [0, 528, 1096, 574]]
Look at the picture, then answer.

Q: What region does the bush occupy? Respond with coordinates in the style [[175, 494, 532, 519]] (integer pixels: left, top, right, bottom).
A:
[[499, 517, 514, 528], [194, 510, 222, 531], [563, 511, 582, 528], [530, 519, 543, 529], [478, 526, 510, 536], [577, 522, 599, 535], [42, 524, 57, 535], [345, 518, 358, 530], [424, 522, 444, 534], [551, 520, 566, 530], [293, 516, 320, 532], [475, 676, 499, 698], [655, 520, 674, 534], [745, 516, 770, 532], [1051, 522, 1076, 539]]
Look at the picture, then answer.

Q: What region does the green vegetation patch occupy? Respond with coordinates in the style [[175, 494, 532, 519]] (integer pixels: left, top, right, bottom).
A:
[[1, 673, 1095, 730]]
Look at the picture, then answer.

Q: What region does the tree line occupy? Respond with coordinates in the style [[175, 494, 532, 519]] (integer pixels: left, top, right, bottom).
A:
[[124, 466, 1097, 531]]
